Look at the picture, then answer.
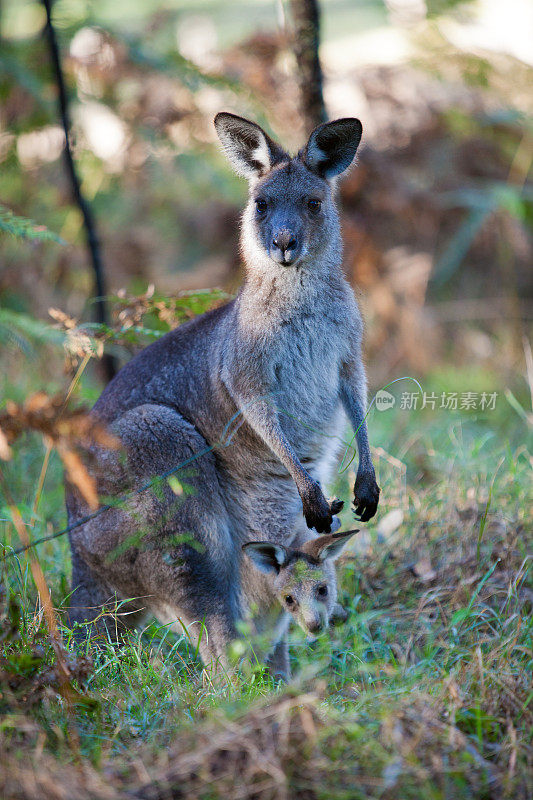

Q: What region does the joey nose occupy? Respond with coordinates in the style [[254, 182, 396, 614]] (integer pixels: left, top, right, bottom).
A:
[[307, 620, 322, 634]]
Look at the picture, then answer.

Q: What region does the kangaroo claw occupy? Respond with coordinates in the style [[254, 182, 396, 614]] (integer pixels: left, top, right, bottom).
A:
[[352, 472, 380, 522]]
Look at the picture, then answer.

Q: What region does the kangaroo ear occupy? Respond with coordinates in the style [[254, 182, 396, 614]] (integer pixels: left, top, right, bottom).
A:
[[304, 529, 359, 562], [242, 542, 288, 574], [303, 118, 362, 179], [214, 112, 287, 179]]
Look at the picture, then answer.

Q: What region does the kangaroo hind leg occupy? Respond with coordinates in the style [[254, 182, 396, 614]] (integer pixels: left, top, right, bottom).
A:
[[67, 404, 238, 650]]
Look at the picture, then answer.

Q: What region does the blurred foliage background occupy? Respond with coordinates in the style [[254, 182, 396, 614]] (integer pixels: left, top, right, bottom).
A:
[[0, 0, 531, 396]]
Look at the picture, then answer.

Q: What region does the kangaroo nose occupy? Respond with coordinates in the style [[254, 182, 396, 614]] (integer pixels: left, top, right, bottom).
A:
[[273, 231, 297, 253]]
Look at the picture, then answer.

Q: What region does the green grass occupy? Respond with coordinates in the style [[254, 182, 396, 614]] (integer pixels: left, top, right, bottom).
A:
[[1, 351, 532, 799]]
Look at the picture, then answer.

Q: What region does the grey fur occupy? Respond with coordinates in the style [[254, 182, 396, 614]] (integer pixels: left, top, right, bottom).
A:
[[66, 113, 380, 673]]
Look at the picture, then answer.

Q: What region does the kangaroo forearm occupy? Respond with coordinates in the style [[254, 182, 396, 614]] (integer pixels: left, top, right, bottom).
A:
[[353, 415, 373, 475], [340, 377, 380, 521], [224, 385, 341, 532], [225, 387, 312, 493], [340, 381, 374, 476], [251, 412, 311, 489]]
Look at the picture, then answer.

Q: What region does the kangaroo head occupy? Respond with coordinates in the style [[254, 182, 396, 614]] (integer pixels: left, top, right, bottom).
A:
[[242, 530, 358, 639], [214, 112, 362, 271]]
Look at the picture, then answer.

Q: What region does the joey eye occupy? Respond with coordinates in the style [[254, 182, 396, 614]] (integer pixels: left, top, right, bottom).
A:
[[284, 594, 295, 608], [316, 584, 328, 598], [255, 198, 267, 215], [308, 199, 321, 213]]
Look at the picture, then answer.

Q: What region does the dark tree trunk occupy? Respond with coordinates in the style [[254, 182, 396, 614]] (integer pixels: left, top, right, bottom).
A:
[[42, 0, 117, 383], [290, 0, 327, 131]]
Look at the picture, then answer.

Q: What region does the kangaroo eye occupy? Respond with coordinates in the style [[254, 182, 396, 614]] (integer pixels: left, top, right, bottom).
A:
[[284, 594, 295, 607], [255, 198, 267, 215], [316, 584, 328, 598], [308, 199, 321, 213]]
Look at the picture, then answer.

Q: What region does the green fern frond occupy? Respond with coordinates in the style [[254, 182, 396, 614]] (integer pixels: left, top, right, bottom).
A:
[[0, 309, 65, 355], [0, 323, 34, 357], [0, 205, 65, 244]]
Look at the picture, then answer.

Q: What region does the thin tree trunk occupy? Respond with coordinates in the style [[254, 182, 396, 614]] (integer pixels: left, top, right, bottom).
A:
[[290, 0, 327, 131], [42, 0, 117, 383]]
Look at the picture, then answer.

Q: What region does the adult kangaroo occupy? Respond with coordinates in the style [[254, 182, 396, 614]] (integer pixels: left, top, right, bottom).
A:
[[66, 113, 380, 667]]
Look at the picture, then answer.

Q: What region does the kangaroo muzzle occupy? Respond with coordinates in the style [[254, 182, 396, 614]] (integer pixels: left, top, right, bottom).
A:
[[270, 228, 300, 266]]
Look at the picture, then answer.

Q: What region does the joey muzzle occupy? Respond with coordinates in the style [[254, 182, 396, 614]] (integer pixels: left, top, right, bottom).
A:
[[306, 618, 323, 634]]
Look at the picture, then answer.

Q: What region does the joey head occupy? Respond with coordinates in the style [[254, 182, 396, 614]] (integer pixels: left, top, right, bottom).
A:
[[242, 529, 358, 680]]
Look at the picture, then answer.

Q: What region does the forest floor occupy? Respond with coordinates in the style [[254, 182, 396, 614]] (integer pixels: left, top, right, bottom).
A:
[[0, 360, 532, 799]]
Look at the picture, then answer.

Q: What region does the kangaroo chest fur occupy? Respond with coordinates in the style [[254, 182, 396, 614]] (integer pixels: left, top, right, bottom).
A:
[[232, 276, 350, 455]]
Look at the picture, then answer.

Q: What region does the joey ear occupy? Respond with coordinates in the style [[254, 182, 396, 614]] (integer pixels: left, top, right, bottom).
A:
[[303, 118, 362, 179], [242, 542, 288, 574], [214, 112, 287, 179], [303, 529, 359, 562], [318, 529, 359, 561]]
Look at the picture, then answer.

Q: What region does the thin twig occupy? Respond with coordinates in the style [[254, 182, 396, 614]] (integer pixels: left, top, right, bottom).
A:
[[42, 0, 116, 383]]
